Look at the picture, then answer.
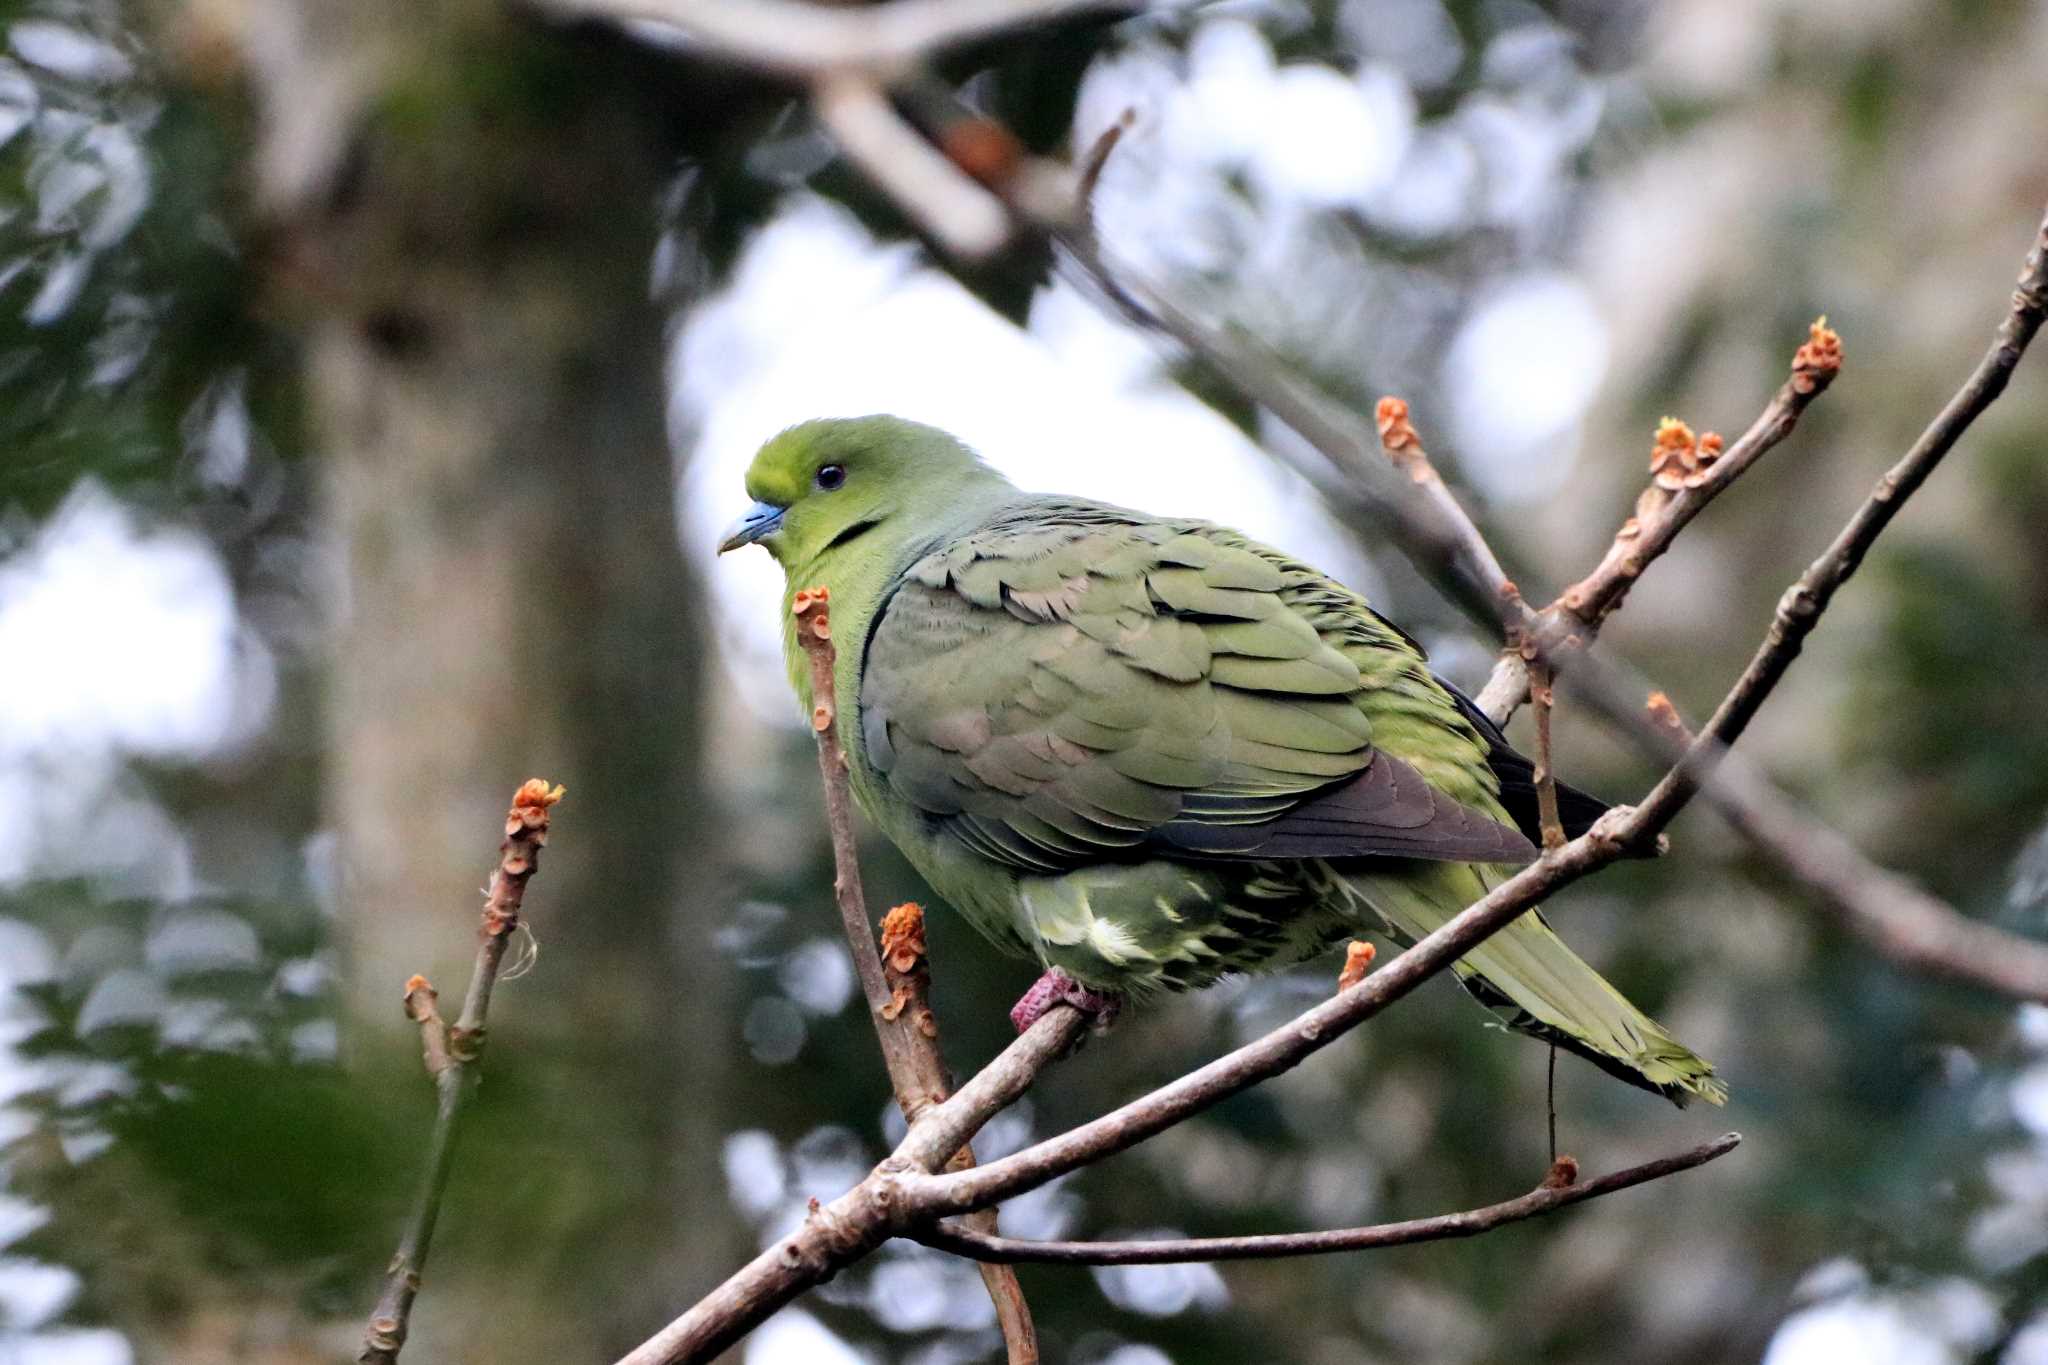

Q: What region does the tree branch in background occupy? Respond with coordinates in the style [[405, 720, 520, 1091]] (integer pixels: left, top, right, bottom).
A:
[[360, 779, 565, 1365], [616, 792, 1728, 1364], [541, 0, 1138, 80], [791, 588, 1041, 1365], [914, 1132, 1739, 1263], [1372, 396, 1522, 611]]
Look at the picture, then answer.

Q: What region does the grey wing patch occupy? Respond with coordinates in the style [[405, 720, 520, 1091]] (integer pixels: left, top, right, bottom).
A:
[[1151, 750, 1538, 865]]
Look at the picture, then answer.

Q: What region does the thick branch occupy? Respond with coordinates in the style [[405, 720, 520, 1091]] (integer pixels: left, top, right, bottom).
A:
[[613, 1008, 1083, 1365], [1373, 396, 1521, 611], [360, 779, 564, 1365], [913, 1133, 1739, 1263], [905, 808, 1643, 1219], [792, 589, 1040, 1364], [542, 0, 1138, 79]]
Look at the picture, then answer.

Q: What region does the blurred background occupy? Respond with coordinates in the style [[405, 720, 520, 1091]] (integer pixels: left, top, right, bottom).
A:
[[3, 0, 2047, 1361]]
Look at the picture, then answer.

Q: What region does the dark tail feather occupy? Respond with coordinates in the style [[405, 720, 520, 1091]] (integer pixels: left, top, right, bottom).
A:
[[1441, 677, 1616, 845]]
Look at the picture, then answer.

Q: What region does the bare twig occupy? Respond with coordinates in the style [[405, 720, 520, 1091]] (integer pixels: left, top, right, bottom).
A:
[[541, 0, 1139, 80], [614, 1008, 1083, 1365], [618, 796, 1703, 1365], [1074, 107, 1134, 240], [1477, 325, 1840, 723], [1373, 396, 1521, 612], [1640, 213, 2045, 825], [913, 1132, 1738, 1263], [360, 779, 564, 1365], [812, 75, 1012, 260], [791, 589, 1040, 1365], [1530, 657, 1565, 850], [900, 806, 1650, 1220]]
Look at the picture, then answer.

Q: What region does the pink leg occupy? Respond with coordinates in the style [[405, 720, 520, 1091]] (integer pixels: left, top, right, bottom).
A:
[[1009, 968, 1122, 1034]]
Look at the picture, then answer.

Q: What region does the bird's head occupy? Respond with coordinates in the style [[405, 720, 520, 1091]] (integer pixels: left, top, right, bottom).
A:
[[718, 415, 1005, 568]]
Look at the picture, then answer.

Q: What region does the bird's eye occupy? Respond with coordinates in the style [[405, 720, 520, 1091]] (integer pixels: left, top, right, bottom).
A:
[[815, 464, 847, 491]]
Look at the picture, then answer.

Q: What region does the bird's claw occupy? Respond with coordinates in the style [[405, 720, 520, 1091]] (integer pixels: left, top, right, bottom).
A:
[[1009, 968, 1121, 1035]]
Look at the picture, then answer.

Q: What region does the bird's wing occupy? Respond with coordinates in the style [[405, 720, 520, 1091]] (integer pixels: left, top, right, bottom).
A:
[[858, 501, 1536, 875]]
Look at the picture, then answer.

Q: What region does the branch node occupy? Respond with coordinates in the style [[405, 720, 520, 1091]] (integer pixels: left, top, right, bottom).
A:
[[938, 114, 1026, 189], [1541, 1154, 1580, 1190], [402, 974, 438, 1022], [1645, 691, 1693, 744]]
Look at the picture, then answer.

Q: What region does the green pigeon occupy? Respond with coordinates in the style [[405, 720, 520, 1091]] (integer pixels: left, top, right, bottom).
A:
[[719, 416, 1724, 1106]]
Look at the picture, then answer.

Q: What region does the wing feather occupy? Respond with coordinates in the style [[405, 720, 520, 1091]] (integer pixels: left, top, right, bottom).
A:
[[858, 500, 1530, 873]]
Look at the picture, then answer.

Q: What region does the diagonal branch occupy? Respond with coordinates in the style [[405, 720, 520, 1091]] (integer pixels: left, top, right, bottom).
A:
[[912, 1133, 1739, 1263], [539, 0, 1140, 79], [791, 588, 1041, 1365], [902, 803, 1657, 1221], [360, 779, 565, 1365], [616, 796, 1697, 1365], [1636, 205, 2048, 827], [1476, 323, 1843, 722]]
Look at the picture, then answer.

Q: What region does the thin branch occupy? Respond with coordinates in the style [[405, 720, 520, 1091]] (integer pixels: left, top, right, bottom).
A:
[[1074, 108, 1134, 240], [1477, 327, 1841, 722], [1640, 209, 2046, 826], [912, 1133, 1739, 1263], [812, 75, 1012, 260], [903, 805, 1651, 1220], [1373, 396, 1521, 611], [791, 588, 1040, 1365], [612, 1008, 1083, 1365], [618, 799, 1669, 1365], [541, 0, 1139, 80], [1530, 657, 1565, 850], [360, 779, 565, 1365]]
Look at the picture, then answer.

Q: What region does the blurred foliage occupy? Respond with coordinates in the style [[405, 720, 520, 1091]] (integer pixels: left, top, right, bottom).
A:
[[0, 0, 298, 519]]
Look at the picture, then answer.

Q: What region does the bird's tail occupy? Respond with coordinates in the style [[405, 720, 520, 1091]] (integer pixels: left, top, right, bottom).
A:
[[1342, 860, 1726, 1107]]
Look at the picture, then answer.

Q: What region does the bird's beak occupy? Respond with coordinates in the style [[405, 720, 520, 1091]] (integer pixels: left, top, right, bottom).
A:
[[718, 501, 785, 554]]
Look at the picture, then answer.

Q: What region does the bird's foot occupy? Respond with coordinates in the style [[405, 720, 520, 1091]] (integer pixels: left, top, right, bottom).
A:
[[1010, 969, 1121, 1035]]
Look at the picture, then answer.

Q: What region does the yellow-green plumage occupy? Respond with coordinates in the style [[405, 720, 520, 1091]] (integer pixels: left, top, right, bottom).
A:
[[724, 416, 1724, 1107]]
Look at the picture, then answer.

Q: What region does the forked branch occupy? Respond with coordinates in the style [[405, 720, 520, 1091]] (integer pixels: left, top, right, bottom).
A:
[[915, 1133, 1739, 1263], [360, 779, 564, 1364]]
